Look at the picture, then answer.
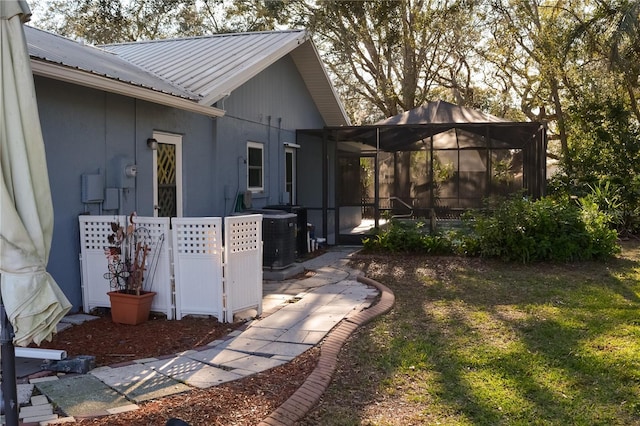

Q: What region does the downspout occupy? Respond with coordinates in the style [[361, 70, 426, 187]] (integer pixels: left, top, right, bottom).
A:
[[278, 117, 282, 203], [267, 116, 271, 200]]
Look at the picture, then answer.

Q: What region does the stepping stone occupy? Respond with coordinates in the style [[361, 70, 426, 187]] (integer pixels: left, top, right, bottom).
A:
[[251, 341, 312, 357], [221, 353, 286, 373], [59, 314, 99, 325], [90, 364, 190, 403], [34, 375, 131, 418], [276, 328, 326, 345], [186, 347, 247, 366], [17, 383, 35, 405], [145, 356, 244, 388], [56, 322, 73, 333]]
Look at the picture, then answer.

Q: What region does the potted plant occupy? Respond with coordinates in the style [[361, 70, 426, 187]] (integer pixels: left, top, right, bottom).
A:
[[104, 213, 156, 325]]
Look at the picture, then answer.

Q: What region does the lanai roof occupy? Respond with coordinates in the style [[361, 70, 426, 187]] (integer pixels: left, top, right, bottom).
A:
[[331, 100, 544, 152], [375, 100, 508, 125]]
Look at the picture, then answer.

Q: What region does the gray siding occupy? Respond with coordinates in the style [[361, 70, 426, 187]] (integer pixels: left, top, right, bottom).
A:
[[215, 55, 325, 211], [35, 77, 215, 310], [35, 53, 328, 311]]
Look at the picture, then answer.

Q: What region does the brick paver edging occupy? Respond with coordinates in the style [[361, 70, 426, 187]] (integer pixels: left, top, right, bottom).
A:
[[258, 275, 395, 426]]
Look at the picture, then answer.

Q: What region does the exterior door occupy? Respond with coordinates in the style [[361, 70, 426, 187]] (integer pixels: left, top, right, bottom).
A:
[[285, 146, 296, 205], [153, 132, 183, 217], [336, 153, 378, 244]]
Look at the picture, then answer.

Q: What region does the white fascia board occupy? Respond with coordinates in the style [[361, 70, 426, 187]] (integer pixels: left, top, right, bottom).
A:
[[303, 40, 351, 126], [31, 60, 225, 118], [198, 33, 308, 106]]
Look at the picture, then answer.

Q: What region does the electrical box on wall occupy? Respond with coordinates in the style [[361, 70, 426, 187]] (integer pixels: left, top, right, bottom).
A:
[[81, 172, 104, 203], [115, 157, 136, 189]]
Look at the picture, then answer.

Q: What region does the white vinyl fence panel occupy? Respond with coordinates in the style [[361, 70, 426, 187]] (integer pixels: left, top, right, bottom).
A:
[[132, 217, 173, 319], [171, 217, 225, 322], [79, 216, 117, 313], [78, 216, 173, 319], [224, 214, 263, 320], [80, 215, 264, 323]]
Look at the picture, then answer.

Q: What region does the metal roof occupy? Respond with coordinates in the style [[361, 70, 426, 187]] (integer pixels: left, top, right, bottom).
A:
[[25, 26, 198, 100], [103, 31, 350, 126], [25, 26, 348, 125]]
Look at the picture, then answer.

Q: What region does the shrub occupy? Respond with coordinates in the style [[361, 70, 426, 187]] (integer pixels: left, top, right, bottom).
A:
[[362, 219, 454, 255], [362, 196, 619, 262], [468, 195, 619, 262], [577, 197, 622, 259]]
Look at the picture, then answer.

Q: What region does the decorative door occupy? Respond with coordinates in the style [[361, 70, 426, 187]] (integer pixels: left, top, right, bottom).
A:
[[153, 132, 183, 218]]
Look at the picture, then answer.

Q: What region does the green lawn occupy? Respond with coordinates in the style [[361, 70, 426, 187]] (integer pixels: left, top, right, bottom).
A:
[[303, 240, 640, 425]]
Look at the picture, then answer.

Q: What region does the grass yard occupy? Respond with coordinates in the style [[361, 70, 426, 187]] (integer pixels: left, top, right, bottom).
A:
[[303, 240, 640, 425]]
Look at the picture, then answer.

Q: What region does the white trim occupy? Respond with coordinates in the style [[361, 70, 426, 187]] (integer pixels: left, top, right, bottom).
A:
[[153, 132, 183, 217], [289, 40, 351, 126], [199, 33, 308, 105], [31, 60, 225, 118]]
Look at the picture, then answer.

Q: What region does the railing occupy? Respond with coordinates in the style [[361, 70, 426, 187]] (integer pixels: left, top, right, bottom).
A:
[[389, 197, 413, 218], [78, 215, 263, 323]]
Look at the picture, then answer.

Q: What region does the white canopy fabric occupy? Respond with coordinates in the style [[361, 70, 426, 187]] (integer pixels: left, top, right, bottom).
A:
[[0, 0, 71, 347]]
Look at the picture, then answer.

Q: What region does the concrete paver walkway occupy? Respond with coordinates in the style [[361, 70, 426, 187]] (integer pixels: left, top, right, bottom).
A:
[[10, 247, 395, 424]]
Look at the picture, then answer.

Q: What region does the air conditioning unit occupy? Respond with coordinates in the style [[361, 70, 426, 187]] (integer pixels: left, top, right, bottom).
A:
[[265, 204, 308, 256], [261, 211, 297, 270]]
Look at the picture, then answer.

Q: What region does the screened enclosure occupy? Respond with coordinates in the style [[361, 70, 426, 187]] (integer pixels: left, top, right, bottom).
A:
[[296, 101, 547, 244]]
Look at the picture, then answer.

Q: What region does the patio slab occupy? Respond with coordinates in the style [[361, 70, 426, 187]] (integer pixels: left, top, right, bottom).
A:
[[90, 364, 190, 403], [276, 329, 327, 345], [145, 356, 244, 388], [185, 347, 248, 366], [251, 341, 312, 357], [221, 354, 286, 373], [25, 247, 380, 423], [34, 375, 132, 418]]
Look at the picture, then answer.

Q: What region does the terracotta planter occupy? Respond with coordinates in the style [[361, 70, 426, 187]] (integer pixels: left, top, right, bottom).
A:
[[107, 291, 156, 325]]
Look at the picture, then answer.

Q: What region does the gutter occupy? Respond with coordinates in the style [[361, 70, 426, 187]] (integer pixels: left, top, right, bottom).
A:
[[31, 60, 226, 118]]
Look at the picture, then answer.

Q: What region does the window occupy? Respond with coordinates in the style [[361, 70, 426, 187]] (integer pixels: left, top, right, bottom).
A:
[[247, 142, 264, 192]]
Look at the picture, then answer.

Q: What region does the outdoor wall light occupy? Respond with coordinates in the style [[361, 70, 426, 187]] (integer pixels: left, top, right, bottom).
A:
[[147, 138, 158, 150]]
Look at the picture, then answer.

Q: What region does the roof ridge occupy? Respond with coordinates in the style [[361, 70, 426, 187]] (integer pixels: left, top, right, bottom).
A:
[[102, 29, 307, 47]]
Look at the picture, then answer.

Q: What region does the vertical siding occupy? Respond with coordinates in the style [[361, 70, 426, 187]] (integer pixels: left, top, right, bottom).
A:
[[35, 53, 327, 311], [216, 55, 326, 210], [35, 77, 215, 311]]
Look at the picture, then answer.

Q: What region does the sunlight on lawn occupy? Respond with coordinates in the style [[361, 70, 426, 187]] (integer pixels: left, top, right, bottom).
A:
[[308, 241, 640, 425]]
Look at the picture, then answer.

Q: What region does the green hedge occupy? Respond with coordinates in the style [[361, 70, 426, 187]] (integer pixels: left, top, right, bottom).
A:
[[362, 195, 620, 262]]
